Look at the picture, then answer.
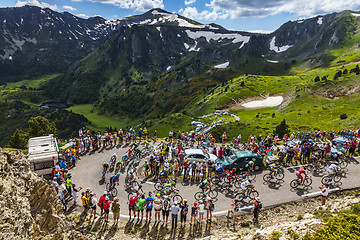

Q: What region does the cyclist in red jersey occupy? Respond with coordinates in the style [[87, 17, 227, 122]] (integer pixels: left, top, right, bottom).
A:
[[296, 167, 308, 184]]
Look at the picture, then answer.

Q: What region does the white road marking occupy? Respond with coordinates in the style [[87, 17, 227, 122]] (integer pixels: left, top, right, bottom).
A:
[[145, 181, 155, 185], [212, 205, 253, 215], [301, 188, 340, 197], [286, 164, 309, 170]]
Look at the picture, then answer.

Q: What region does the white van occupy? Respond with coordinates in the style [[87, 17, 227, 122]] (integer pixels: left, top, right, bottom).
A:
[[28, 134, 58, 178]]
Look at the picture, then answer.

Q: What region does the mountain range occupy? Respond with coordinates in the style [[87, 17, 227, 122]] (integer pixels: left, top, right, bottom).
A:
[[1, 5, 360, 145]]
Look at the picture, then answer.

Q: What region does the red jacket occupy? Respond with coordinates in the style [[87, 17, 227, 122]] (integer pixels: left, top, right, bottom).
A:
[[98, 195, 105, 207], [103, 200, 110, 211]]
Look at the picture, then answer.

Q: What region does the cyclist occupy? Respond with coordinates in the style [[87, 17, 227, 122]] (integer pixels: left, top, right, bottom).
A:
[[115, 158, 123, 173], [215, 163, 224, 180], [240, 178, 254, 197], [111, 153, 118, 164], [109, 173, 120, 190], [132, 184, 145, 197], [144, 140, 150, 150], [268, 162, 279, 178], [296, 167, 308, 185], [246, 158, 255, 172], [327, 162, 340, 180], [163, 179, 177, 196], [199, 177, 211, 194], [102, 161, 109, 176], [226, 168, 237, 184], [158, 170, 169, 183], [127, 166, 137, 182]]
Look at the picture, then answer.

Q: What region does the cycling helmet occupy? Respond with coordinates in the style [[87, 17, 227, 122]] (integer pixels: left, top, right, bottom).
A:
[[334, 161, 339, 165], [114, 197, 118, 201], [171, 179, 176, 185], [248, 178, 253, 182], [232, 168, 236, 171], [303, 166, 307, 170], [156, 193, 161, 197], [149, 192, 153, 196], [104, 191, 108, 195], [164, 195, 169, 199], [116, 173, 120, 177]]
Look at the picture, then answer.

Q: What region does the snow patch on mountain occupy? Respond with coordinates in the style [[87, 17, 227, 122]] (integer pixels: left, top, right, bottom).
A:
[[269, 36, 293, 53], [351, 13, 360, 17], [214, 62, 229, 68], [317, 17, 323, 25], [185, 30, 250, 48]]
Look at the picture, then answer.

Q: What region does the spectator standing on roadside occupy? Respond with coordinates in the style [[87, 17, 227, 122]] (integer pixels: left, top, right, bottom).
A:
[[90, 193, 97, 219], [320, 184, 329, 206], [111, 197, 120, 224], [171, 201, 180, 229], [180, 199, 188, 226], [252, 197, 262, 225], [137, 194, 146, 220], [145, 192, 154, 221], [129, 193, 138, 220], [227, 199, 239, 226], [190, 202, 198, 225], [103, 196, 111, 223], [198, 200, 205, 223], [98, 191, 107, 218], [205, 197, 214, 222], [81, 192, 89, 215], [71, 184, 82, 206]]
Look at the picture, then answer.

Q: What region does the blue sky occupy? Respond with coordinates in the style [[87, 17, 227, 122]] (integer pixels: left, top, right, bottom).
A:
[[2, 0, 360, 32]]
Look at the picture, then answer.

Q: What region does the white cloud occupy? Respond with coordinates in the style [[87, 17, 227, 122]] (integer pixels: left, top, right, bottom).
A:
[[63, 5, 77, 11], [77, 13, 89, 18], [86, 0, 164, 11], [247, 30, 274, 34], [179, 6, 227, 21], [185, 0, 196, 5], [16, 0, 58, 10], [206, 0, 360, 19], [71, 0, 83, 2]]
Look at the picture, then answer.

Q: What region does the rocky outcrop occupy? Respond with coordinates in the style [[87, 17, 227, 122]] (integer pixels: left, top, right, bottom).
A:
[[0, 148, 87, 240]]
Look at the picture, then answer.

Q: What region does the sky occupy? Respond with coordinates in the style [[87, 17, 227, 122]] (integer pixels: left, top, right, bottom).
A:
[[1, 0, 360, 32]]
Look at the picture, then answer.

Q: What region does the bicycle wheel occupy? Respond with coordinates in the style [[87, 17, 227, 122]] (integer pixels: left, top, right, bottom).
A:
[[304, 177, 312, 187], [209, 189, 218, 198], [211, 176, 220, 185], [275, 172, 285, 180], [234, 179, 242, 188], [132, 181, 139, 188], [321, 176, 331, 185], [154, 182, 163, 191], [318, 161, 326, 169], [290, 179, 299, 188], [334, 174, 342, 182], [234, 192, 244, 201], [110, 187, 118, 197], [194, 192, 204, 201], [173, 194, 183, 202], [339, 160, 348, 169], [263, 174, 272, 182], [249, 190, 259, 198]]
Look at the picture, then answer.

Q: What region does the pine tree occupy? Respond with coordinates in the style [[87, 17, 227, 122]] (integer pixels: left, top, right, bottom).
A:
[[273, 119, 290, 138]]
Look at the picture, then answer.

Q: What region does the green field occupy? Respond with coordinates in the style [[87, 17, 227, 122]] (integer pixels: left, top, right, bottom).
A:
[[67, 104, 136, 131]]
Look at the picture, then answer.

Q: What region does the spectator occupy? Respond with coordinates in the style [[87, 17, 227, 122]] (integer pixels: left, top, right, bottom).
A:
[[227, 199, 239, 225], [71, 184, 82, 206], [180, 199, 188, 226], [137, 194, 146, 220], [98, 191, 107, 218], [190, 202, 198, 225], [81, 192, 89, 215], [198, 200, 205, 223], [171, 201, 180, 229], [320, 184, 329, 206], [51, 177, 59, 192], [129, 193, 137, 220], [112, 197, 121, 224], [145, 192, 154, 221], [252, 197, 262, 225], [103, 196, 111, 223], [154, 193, 163, 222], [90, 192, 97, 219], [162, 195, 171, 224], [205, 197, 214, 222]]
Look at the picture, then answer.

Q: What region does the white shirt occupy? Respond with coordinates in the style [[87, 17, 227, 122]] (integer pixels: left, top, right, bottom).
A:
[[241, 180, 251, 190], [199, 203, 205, 213], [91, 197, 98, 207], [171, 204, 180, 215], [322, 187, 329, 197], [327, 164, 339, 174], [164, 162, 169, 171]]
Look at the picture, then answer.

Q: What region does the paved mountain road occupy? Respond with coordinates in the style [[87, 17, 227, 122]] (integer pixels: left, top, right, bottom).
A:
[[69, 145, 360, 219]]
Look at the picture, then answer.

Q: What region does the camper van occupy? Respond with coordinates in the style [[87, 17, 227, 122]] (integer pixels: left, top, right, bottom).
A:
[[28, 134, 58, 178]]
